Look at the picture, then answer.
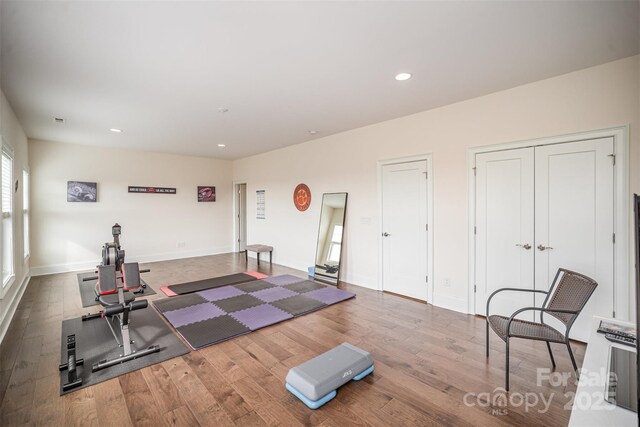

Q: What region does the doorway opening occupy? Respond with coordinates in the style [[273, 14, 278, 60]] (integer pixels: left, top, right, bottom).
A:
[[234, 182, 247, 253]]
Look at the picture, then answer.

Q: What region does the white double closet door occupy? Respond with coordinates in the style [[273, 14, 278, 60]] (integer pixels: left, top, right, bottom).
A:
[[475, 138, 614, 342]]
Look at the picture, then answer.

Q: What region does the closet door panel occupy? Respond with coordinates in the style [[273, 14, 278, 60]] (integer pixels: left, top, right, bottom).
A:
[[534, 138, 614, 341], [475, 148, 535, 318]]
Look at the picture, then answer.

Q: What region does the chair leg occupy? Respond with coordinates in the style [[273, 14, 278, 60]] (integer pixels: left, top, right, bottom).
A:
[[566, 340, 578, 376], [486, 320, 490, 358], [505, 337, 510, 391], [546, 342, 556, 368]]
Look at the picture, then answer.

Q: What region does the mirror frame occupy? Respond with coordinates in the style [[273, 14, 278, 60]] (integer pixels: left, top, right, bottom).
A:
[[313, 192, 348, 286]]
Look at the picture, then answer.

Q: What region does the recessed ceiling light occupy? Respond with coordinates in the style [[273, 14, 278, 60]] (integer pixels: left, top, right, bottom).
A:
[[308, 130, 319, 135], [395, 73, 412, 81], [109, 128, 122, 133], [217, 108, 229, 113], [53, 117, 65, 123], [217, 144, 226, 147]]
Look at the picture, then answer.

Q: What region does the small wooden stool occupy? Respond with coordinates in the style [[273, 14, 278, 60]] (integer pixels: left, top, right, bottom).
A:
[[245, 244, 273, 265]]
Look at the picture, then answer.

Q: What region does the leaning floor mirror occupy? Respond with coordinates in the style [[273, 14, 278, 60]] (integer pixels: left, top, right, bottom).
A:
[[314, 192, 348, 285]]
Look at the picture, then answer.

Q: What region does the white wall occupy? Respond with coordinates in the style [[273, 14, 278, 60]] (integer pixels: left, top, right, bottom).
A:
[[29, 140, 233, 274], [233, 55, 640, 313], [0, 89, 30, 343]]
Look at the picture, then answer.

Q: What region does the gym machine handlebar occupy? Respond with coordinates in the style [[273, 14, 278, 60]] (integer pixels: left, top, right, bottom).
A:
[[82, 268, 150, 282]]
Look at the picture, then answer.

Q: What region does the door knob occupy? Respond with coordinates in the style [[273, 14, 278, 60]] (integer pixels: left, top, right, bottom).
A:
[[382, 232, 391, 237], [537, 244, 553, 251], [516, 243, 531, 250]]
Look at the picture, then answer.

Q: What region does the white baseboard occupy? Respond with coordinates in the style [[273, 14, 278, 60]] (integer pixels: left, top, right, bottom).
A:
[[342, 272, 377, 290], [0, 273, 30, 345], [266, 260, 377, 291], [128, 246, 233, 265], [30, 260, 98, 276], [30, 246, 234, 276], [433, 293, 469, 314]]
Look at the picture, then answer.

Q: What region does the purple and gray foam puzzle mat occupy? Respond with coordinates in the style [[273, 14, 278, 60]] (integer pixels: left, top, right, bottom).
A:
[[152, 276, 355, 349]]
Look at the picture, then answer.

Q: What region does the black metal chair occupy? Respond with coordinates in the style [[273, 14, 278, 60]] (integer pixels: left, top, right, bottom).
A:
[[486, 268, 598, 390]]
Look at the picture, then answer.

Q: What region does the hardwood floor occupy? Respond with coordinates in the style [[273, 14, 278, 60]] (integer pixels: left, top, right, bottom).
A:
[[0, 253, 585, 426]]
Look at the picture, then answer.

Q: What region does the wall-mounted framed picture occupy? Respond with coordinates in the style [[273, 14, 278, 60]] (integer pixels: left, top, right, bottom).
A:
[[197, 186, 216, 202], [67, 181, 97, 202]]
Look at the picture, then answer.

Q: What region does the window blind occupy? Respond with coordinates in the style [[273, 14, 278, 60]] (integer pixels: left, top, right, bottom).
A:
[[23, 170, 29, 259], [2, 148, 14, 286], [2, 153, 11, 216]]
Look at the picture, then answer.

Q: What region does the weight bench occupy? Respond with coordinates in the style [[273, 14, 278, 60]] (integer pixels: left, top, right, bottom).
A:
[[285, 342, 374, 409], [245, 244, 273, 265]]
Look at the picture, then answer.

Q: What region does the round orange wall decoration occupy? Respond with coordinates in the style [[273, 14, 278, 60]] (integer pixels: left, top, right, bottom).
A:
[[293, 183, 311, 211]]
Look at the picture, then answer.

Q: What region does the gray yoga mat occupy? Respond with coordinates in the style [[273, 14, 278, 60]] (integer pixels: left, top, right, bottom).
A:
[[166, 272, 258, 295], [59, 307, 189, 395]]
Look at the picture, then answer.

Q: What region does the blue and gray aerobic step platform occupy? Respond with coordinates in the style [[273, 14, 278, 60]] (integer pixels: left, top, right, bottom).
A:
[[285, 342, 374, 409]]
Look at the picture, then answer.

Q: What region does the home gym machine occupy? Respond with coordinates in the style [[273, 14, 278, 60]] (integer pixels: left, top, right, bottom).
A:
[[82, 223, 150, 301], [82, 223, 160, 372], [97, 223, 148, 296]]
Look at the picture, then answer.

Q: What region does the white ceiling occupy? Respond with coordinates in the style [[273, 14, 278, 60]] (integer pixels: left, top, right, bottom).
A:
[[1, 1, 638, 160]]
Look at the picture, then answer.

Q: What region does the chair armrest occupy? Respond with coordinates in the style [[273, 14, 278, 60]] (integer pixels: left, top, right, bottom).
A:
[[486, 288, 548, 317], [506, 307, 579, 336]]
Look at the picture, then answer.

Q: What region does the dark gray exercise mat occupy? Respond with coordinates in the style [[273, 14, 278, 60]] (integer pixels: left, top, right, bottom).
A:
[[154, 293, 208, 313], [212, 294, 264, 313], [283, 280, 328, 294], [167, 272, 257, 294], [234, 280, 276, 293], [59, 307, 189, 395], [77, 272, 156, 308], [176, 315, 251, 349], [270, 295, 327, 316]]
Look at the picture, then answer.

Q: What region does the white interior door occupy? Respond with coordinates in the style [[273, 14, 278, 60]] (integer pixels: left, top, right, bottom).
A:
[[534, 138, 614, 341], [381, 160, 428, 301], [475, 148, 535, 318]]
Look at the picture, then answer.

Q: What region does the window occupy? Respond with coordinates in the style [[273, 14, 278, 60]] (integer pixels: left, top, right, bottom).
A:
[[2, 148, 13, 287], [327, 225, 343, 263], [23, 170, 29, 260]]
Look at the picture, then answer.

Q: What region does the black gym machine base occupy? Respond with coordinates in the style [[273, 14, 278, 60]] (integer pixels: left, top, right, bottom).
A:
[[59, 334, 83, 391], [59, 303, 189, 395]]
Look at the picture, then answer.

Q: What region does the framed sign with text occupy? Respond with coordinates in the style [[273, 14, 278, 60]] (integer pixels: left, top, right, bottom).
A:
[[128, 186, 176, 194]]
